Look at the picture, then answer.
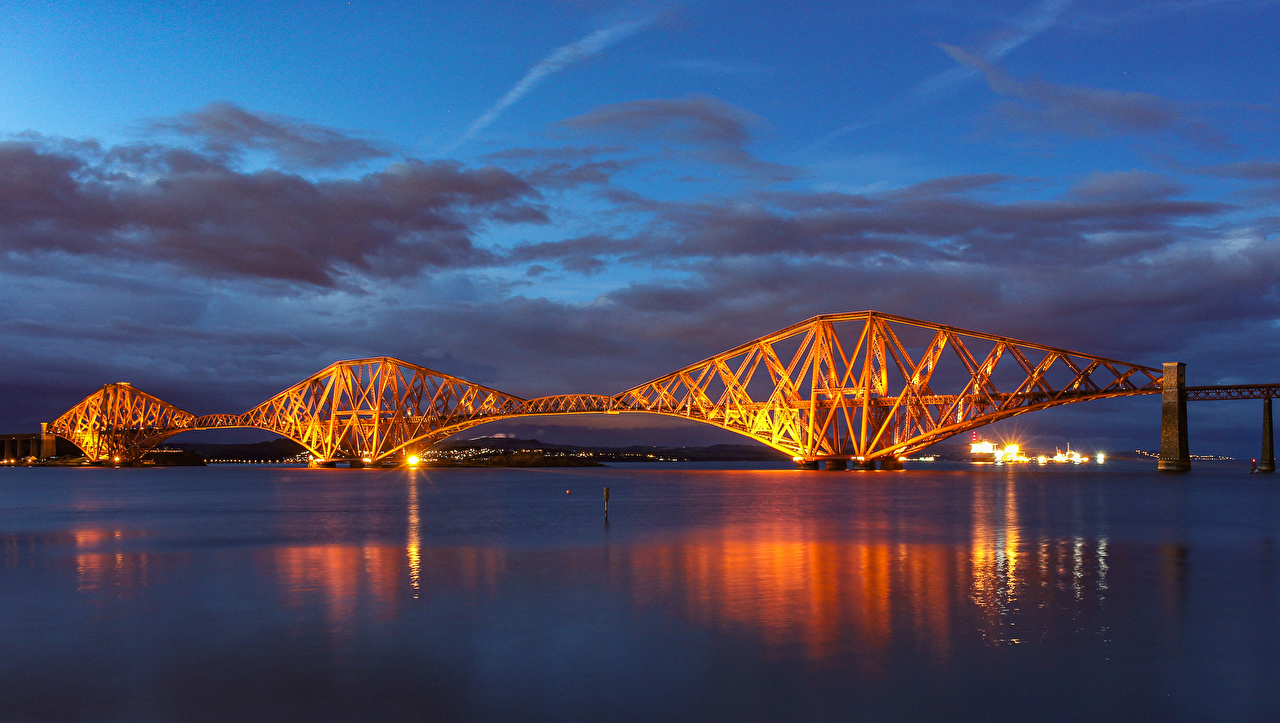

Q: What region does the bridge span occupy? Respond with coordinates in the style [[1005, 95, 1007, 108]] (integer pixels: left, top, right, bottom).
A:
[[29, 311, 1193, 469]]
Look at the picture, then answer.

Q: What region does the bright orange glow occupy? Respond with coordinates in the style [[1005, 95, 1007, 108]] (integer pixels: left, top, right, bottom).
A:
[[45, 312, 1162, 463], [271, 544, 403, 626]]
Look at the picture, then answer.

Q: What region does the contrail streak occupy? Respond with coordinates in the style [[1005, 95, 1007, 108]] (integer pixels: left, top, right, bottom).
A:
[[811, 0, 1074, 150], [445, 17, 654, 153]]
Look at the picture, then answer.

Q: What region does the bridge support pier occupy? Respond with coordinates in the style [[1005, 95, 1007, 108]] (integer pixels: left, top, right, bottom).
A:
[[879, 457, 904, 471], [40, 423, 55, 460], [3, 439, 12, 461], [795, 460, 820, 470], [1260, 397, 1275, 473], [824, 459, 847, 471], [850, 459, 876, 471], [1158, 362, 1191, 473]]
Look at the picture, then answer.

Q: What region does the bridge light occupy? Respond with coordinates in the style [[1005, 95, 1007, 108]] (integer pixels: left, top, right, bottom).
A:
[[407, 455, 420, 465], [362, 457, 372, 464]]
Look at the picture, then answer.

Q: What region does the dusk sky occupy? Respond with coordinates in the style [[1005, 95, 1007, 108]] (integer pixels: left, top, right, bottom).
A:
[[3, 0, 1279, 455]]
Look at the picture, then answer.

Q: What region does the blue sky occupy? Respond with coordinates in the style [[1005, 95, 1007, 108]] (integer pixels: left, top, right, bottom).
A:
[[3, 0, 1280, 455]]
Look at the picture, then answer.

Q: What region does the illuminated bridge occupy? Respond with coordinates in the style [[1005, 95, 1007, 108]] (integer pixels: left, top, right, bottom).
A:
[[40, 311, 1194, 469]]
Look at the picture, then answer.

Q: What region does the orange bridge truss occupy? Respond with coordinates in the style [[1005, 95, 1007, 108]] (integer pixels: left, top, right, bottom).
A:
[[48, 311, 1163, 464]]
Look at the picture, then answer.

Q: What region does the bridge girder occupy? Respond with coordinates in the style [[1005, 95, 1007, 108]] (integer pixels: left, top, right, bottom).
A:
[[48, 383, 195, 462], [610, 312, 1161, 460], [46, 311, 1165, 463]]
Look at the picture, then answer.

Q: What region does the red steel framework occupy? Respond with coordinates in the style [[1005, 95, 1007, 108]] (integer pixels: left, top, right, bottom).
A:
[[1182, 384, 1280, 401], [47, 311, 1165, 464]]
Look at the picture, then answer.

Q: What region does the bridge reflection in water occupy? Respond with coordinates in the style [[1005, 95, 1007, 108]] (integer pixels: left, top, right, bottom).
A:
[[617, 478, 1116, 662], [2, 477, 1157, 670], [14, 466, 1277, 723]]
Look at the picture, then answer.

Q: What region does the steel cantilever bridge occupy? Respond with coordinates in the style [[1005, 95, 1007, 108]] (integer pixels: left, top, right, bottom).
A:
[[48, 311, 1164, 466]]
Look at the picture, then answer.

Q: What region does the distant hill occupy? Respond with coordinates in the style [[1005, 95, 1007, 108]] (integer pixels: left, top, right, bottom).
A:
[[171, 438, 306, 462], [170, 436, 790, 463], [440, 437, 790, 462]]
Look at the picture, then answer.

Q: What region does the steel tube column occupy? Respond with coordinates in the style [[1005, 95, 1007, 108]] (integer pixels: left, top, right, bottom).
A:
[[1158, 362, 1191, 473], [1260, 397, 1275, 473]]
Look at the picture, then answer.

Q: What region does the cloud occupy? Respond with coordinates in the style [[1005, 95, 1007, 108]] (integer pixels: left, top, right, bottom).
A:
[[1202, 160, 1280, 181], [1068, 170, 1186, 201], [447, 17, 655, 152], [1199, 159, 1280, 203], [507, 233, 648, 274], [4, 106, 1279, 456], [150, 102, 391, 169], [576, 172, 1230, 266], [941, 44, 1225, 146], [814, 0, 1076, 148], [560, 95, 798, 180], [0, 138, 545, 286]]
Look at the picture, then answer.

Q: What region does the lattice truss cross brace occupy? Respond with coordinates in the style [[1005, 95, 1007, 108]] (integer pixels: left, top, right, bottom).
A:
[[613, 312, 1161, 460], [47, 312, 1163, 462]]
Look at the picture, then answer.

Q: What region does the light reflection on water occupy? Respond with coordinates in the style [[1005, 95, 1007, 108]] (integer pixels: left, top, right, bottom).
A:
[[0, 463, 1276, 721]]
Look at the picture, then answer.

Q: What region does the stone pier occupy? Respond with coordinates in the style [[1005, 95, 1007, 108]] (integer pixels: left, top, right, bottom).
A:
[[1158, 362, 1191, 473]]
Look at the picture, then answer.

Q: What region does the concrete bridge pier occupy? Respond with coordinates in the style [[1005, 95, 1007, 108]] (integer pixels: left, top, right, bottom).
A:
[[1158, 362, 1191, 473], [795, 460, 820, 470], [850, 459, 876, 471], [824, 459, 847, 471], [3, 439, 12, 461], [879, 457, 904, 471], [1260, 397, 1275, 473]]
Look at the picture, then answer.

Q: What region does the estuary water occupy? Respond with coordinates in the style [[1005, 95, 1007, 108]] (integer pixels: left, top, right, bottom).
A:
[[1, 461, 1278, 722]]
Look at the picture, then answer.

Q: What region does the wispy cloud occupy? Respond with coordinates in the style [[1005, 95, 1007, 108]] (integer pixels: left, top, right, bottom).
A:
[[559, 95, 799, 181], [445, 17, 655, 154], [812, 0, 1074, 149], [942, 43, 1227, 147]]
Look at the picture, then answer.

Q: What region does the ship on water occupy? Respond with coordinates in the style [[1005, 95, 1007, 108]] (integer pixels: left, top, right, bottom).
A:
[[970, 437, 997, 462], [969, 432, 1102, 465]]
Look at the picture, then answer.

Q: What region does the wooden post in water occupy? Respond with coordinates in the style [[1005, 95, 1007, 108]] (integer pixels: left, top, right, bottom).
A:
[[603, 487, 610, 520]]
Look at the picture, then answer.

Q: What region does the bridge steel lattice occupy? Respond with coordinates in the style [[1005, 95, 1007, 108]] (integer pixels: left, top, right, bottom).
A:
[[1183, 384, 1280, 401], [46, 311, 1164, 464]]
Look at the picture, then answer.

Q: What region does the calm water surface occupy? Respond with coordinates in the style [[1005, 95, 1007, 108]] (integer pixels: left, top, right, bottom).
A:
[[2, 461, 1278, 721]]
